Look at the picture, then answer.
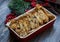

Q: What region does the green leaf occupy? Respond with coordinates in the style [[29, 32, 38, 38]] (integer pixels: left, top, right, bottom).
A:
[[8, 0, 30, 16]]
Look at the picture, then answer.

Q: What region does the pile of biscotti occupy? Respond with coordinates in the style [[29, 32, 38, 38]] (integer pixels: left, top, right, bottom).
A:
[[9, 4, 54, 37]]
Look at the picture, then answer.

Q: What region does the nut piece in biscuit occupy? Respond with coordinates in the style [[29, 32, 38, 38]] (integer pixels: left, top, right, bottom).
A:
[[10, 23, 17, 29]]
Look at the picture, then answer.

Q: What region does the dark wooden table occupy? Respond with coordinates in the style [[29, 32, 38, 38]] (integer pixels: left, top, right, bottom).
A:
[[0, 0, 60, 42]]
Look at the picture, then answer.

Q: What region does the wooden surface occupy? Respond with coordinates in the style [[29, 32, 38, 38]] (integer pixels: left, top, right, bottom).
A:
[[0, 0, 60, 42]]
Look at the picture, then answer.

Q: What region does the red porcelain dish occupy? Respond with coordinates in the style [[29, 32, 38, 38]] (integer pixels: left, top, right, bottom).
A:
[[6, 7, 57, 42]]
